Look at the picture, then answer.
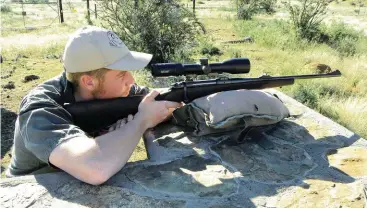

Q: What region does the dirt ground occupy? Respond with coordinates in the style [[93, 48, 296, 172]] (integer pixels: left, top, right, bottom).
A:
[[0, 108, 17, 173]]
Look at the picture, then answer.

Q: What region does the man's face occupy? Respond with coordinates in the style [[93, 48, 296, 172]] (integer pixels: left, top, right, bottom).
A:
[[92, 70, 135, 99]]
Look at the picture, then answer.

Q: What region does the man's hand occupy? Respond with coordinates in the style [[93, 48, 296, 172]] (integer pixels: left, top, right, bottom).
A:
[[108, 90, 183, 133], [137, 90, 182, 129]]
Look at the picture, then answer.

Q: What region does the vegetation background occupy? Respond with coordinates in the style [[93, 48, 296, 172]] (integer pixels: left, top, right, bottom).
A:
[[1, 0, 367, 176]]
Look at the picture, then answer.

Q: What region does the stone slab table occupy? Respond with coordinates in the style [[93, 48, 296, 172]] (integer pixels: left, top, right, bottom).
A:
[[1, 89, 366, 208]]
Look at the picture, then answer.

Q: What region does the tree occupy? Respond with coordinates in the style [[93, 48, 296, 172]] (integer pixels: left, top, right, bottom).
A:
[[97, 0, 204, 63]]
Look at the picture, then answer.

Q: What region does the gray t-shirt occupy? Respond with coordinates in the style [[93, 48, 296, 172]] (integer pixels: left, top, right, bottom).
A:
[[6, 72, 149, 177]]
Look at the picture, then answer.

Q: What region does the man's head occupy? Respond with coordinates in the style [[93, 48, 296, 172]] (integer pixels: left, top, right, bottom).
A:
[[62, 26, 152, 99]]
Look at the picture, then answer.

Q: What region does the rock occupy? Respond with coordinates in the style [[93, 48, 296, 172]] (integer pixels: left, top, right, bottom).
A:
[[306, 62, 333, 74], [22, 75, 40, 83], [1, 81, 15, 90], [0, 180, 186, 208], [1, 89, 366, 208], [243, 36, 254, 43], [327, 147, 367, 177], [268, 179, 365, 207]]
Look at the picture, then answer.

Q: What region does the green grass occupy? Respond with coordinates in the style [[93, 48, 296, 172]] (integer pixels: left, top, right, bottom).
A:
[[228, 18, 367, 138]]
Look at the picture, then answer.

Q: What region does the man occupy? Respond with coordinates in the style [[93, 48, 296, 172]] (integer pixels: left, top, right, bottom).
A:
[[6, 26, 182, 185]]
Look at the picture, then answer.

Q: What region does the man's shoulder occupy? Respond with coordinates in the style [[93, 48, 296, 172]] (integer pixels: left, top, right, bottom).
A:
[[20, 73, 71, 114]]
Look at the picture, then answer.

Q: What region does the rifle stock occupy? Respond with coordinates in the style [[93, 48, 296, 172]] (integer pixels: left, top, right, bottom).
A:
[[64, 96, 143, 133]]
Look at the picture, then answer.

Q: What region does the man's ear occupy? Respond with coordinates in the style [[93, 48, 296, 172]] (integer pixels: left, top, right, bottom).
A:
[[79, 75, 97, 91]]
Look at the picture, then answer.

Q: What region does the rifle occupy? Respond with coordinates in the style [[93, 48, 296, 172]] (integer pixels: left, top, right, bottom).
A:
[[64, 58, 341, 133]]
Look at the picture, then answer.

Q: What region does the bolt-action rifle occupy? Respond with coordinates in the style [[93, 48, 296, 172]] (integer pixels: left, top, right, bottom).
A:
[[64, 58, 341, 133]]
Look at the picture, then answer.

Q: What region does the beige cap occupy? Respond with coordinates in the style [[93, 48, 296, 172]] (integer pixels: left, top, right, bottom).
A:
[[62, 26, 153, 73]]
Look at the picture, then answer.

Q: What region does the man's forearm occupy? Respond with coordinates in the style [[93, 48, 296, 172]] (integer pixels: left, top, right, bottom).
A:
[[91, 112, 148, 179], [50, 112, 149, 185]]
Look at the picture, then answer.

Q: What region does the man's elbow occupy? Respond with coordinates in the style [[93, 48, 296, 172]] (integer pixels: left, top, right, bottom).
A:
[[53, 161, 113, 185], [84, 176, 107, 186], [79, 166, 112, 186]]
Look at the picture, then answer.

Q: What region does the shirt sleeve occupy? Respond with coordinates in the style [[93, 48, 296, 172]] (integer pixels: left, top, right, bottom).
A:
[[18, 105, 87, 164]]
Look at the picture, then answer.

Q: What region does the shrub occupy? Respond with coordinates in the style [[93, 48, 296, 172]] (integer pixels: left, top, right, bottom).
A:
[[236, 0, 261, 20], [259, 0, 277, 14], [235, 0, 277, 20], [324, 22, 361, 56], [1, 5, 12, 13], [292, 84, 319, 107], [283, 0, 329, 41], [97, 0, 203, 63], [201, 46, 222, 56]]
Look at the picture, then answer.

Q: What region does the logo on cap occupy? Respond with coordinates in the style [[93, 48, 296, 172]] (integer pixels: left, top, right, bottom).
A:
[[107, 31, 123, 48]]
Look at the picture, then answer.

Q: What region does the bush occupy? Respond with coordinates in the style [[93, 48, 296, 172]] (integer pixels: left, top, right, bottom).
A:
[[201, 46, 222, 56], [292, 84, 319, 107], [259, 0, 277, 14], [324, 22, 361, 56], [1, 5, 12, 13], [236, 0, 261, 20], [283, 0, 329, 41], [235, 0, 277, 20], [97, 0, 203, 63]]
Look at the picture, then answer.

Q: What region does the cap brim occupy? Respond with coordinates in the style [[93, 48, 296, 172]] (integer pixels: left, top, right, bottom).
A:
[[106, 51, 153, 71]]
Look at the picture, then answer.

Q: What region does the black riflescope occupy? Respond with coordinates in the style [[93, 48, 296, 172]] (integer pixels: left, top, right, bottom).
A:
[[150, 58, 250, 77]]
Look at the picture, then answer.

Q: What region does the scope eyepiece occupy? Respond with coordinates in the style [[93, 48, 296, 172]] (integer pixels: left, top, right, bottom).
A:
[[150, 58, 251, 77]]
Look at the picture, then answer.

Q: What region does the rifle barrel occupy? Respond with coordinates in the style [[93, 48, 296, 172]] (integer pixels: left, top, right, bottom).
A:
[[269, 70, 342, 80]]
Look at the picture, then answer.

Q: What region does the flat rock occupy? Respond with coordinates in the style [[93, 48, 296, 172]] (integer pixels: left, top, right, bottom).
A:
[[1, 89, 366, 208], [327, 147, 367, 177]]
